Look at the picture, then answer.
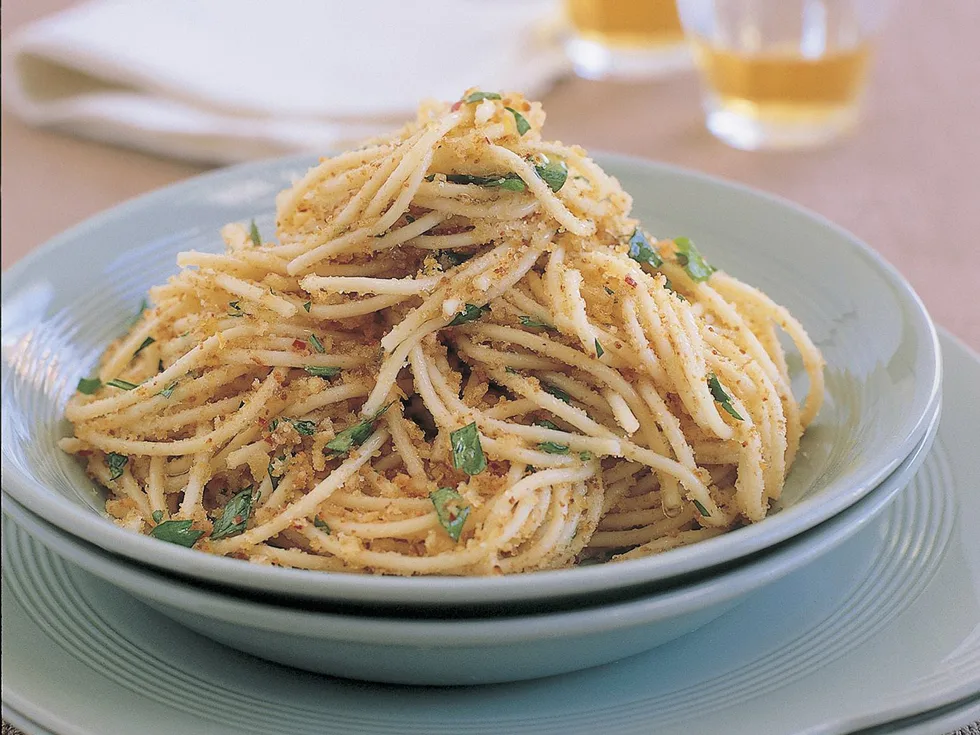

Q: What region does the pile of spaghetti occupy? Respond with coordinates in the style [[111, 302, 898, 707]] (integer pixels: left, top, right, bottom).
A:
[[62, 90, 824, 576]]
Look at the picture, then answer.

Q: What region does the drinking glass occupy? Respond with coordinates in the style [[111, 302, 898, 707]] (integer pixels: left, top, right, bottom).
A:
[[676, 0, 890, 150], [563, 0, 692, 79]]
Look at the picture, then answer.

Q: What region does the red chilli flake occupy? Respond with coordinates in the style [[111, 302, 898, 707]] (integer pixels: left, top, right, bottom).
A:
[[451, 100, 463, 112], [625, 275, 638, 288], [292, 339, 307, 351]]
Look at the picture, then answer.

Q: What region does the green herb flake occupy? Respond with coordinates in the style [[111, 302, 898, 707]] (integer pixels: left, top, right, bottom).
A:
[[405, 214, 416, 224], [579, 451, 593, 461], [228, 300, 244, 317], [450, 422, 487, 476], [134, 336, 156, 356], [313, 516, 331, 532], [448, 303, 489, 326], [692, 498, 711, 517], [538, 441, 569, 455], [106, 452, 128, 480], [248, 220, 262, 246], [707, 373, 744, 421], [463, 91, 501, 103], [77, 377, 102, 394], [505, 367, 519, 375], [430, 487, 471, 542], [445, 173, 526, 192], [150, 519, 203, 548], [159, 381, 178, 399], [543, 383, 571, 404], [604, 286, 615, 296], [533, 156, 568, 193], [519, 315, 554, 330], [506, 106, 531, 135], [210, 486, 257, 540], [302, 300, 312, 313], [674, 237, 716, 282], [627, 228, 663, 268], [304, 365, 341, 378], [151, 510, 164, 524], [106, 378, 138, 391], [326, 403, 393, 456], [268, 461, 281, 491], [438, 249, 473, 269], [131, 299, 149, 326], [595, 339, 604, 358], [290, 419, 317, 436], [535, 419, 561, 431], [308, 333, 325, 354]]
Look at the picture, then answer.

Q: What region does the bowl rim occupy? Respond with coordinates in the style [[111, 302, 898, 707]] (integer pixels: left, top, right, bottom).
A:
[[1, 398, 940, 644], [0, 152, 942, 605]]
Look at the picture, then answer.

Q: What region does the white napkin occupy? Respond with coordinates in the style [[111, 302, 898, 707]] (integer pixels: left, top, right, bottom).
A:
[[2, 0, 567, 164]]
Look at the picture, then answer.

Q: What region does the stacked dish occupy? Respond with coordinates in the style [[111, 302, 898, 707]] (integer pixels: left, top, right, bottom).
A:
[[1, 153, 943, 694]]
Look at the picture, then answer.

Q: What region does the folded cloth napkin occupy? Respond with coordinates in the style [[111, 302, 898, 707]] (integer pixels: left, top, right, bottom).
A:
[[2, 0, 567, 163]]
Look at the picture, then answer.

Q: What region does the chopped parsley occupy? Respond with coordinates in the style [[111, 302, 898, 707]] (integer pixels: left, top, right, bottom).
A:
[[302, 300, 312, 312], [463, 91, 501, 103], [579, 451, 593, 461], [308, 333, 325, 354], [106, 378, 138, 390], [438, 250, 473, 269], [448, 303, 489, 326], [674, 237, 716, 282], [159, 381, 178, 399], [542, 383, 571, 404], [326, 403, 393, 456], [538, 441, 569, 455], [248, 220, 262, 245], [106, 452, 128, 480], [450, 422, 487, 476], [304, 365, 341, 378], [313, 516, 331, 532], [446, 173, 526, 192], [228, 300, 244, 317], [595, 339, 604, 358], [519, 315, 554, 330], [430, 487, 471, 542], [707, 373, 744, 421], [506, 106, 531, 135], [76, 377, 101, 394], [210, 486, 256, 540], [533, 156, 568, 193], [150, 520, 203, 548], [627, 227, 663, 268], [151, 510, 164, 524], [692, 498, 711, 517], [134, 336, 155, 356]]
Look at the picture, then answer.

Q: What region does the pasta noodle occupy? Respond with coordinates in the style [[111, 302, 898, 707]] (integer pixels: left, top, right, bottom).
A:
[[61, 90, 824, 576]]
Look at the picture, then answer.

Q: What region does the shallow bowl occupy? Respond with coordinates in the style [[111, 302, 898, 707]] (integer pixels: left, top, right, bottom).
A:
[[0, 401, 939, 685], [0, 153, 941, 608]]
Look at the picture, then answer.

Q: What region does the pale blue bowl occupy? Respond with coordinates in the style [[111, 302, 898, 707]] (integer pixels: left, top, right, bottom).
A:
[[0, 154, 941, 608]]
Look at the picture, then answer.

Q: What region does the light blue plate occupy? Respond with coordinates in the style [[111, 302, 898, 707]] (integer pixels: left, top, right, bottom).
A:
[[2, 330, 976, 733], [0, 154, 941, 607]]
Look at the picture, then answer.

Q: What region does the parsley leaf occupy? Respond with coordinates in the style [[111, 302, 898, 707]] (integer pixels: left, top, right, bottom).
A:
[[627, 228, 663, 268], [150, 519, 203, 548], [77, 377, 101, 394], [151, 510, 164, 524], [159, 381, 178, 399], [450, 422, 487, 476], [134, 336, 155, 356], [302, 300, 312, 312], [595, 339, 604, 357], [308, 333, 325, 353], [249, 220, 262, 246], [228, 300, 244, 317], [604, 286, 615, 296], [106, 378, 138, 390], [535, 419, 561, 431], [579, 451, 593, 461], [290, 419, 317, 436], [506, 106, 531, 135], [313, 516, 331, 532], [543, 383, 571, 404], [538, 441, 569, 455], [268, 460, 281, 491], [106, 452, 128, 480], [304, 365, 341, 378], [519, 315, 554, 329], [326, 403, 393, 456], [674, 237, 716, 282], [448, 303, 489, 326], [430, 487, 471, 541], [438, 249, 474, 269], [463, 91, 501, 103], [446, 173, 526, 192], [210, 486, 256, 540], [533, 156, 568, 192], [707, 373, 744, 421], [692, 498, 711, 516]]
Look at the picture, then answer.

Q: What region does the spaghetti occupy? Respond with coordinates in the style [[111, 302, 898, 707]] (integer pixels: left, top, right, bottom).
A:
[[61, 91, 824, 575]]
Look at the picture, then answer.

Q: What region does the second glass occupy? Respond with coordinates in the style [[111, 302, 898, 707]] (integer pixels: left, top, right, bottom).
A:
[[677, 0, 889, 150]]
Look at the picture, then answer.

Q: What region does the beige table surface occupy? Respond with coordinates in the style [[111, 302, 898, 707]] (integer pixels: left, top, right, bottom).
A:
[[2, 1, 979, 734]]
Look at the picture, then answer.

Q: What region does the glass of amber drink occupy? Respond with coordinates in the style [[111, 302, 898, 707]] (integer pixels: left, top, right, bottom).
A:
[[677, 0, 889, 150], [564, 0, 692, 79]]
